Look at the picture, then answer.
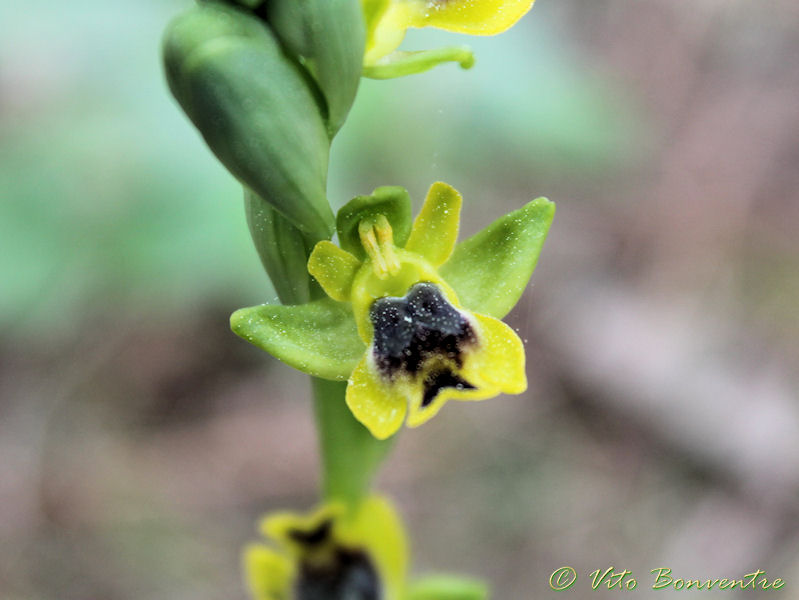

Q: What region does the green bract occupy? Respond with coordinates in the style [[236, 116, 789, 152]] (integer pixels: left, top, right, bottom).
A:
[[232, 182, 554, 438], [163, 3, 333, 240], [244, 189, 319, 305]]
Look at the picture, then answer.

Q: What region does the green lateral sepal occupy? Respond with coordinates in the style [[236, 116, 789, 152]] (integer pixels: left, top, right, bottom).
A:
[[337, 187, 413, 259], [440, 197, 555, 319], [405, 575, 488, 600], [231, 297, 364, 380], [244, 188, 316, 305]]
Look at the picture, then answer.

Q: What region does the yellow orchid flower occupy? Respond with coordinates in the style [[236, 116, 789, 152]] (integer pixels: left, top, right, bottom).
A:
[[244, 495, 407, 600], [362, 0, 536, 77], [308, 186, 527, 439], [232, 182, 554, 440]]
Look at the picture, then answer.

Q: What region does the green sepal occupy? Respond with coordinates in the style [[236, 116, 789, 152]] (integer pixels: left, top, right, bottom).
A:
[[405, 575, 489, 600], [231, 297, 365, 380], [337, 187, 412, 259], [196, 0, 264, 10], [265, 0, 365, 137], [244, 188, 316, 305], [441, 197, 555, 319], [163, 3, 334, 240], [363, 46, 475, 80]]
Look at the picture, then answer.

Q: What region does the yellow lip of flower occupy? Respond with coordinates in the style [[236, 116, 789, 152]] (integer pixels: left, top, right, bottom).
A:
[[244, 495, 407, 600], [307, 182, 527, 440], [346, 280, 527, 439], [363, 0, 536, 65]]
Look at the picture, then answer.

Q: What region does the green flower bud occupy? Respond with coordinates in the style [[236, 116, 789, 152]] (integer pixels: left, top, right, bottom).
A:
[[163, 3, 334, 240], [265, 0, 366, 136]]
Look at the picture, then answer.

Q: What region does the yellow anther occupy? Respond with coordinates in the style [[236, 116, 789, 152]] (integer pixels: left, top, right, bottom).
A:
[[358, 215, 400, 279]]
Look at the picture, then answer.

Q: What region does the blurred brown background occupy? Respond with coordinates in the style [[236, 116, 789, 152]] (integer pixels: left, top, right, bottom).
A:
[[1, 0, 798, 598]]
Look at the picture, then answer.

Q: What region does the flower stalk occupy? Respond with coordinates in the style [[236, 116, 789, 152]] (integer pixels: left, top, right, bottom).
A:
[[313, 378, 394, 505]]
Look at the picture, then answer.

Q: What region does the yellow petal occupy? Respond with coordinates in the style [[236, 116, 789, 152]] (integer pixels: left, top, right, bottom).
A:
[[307, 240, 362, 302], [242, 543, 294, 600], [346, 355, 408, 439], [404, 181, 462, 267], [406, 0, 536, 35]]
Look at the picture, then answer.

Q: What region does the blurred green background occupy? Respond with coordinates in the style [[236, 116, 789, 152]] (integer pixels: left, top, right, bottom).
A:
[[2, 1, 798, 598]]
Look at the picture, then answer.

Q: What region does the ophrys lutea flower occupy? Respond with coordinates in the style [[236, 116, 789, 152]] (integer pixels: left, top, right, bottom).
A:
[[362, 0, 536, 78], [244, 495, 406, 600], [244, 494, 489, 599], [232, 182, 554, 439]]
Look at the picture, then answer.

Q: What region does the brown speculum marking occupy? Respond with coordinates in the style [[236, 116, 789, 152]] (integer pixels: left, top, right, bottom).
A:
[[421, 370, 475, 408], [295, 548, 382, 600], [288, 519, 382, 600], [370, 283, 477, 406], [288, 519, 334, 547]]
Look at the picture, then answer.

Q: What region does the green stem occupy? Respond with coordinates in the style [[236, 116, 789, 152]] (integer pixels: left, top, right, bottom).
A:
[[246, 187, 393, 505], [312, 377, 394, 505]]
